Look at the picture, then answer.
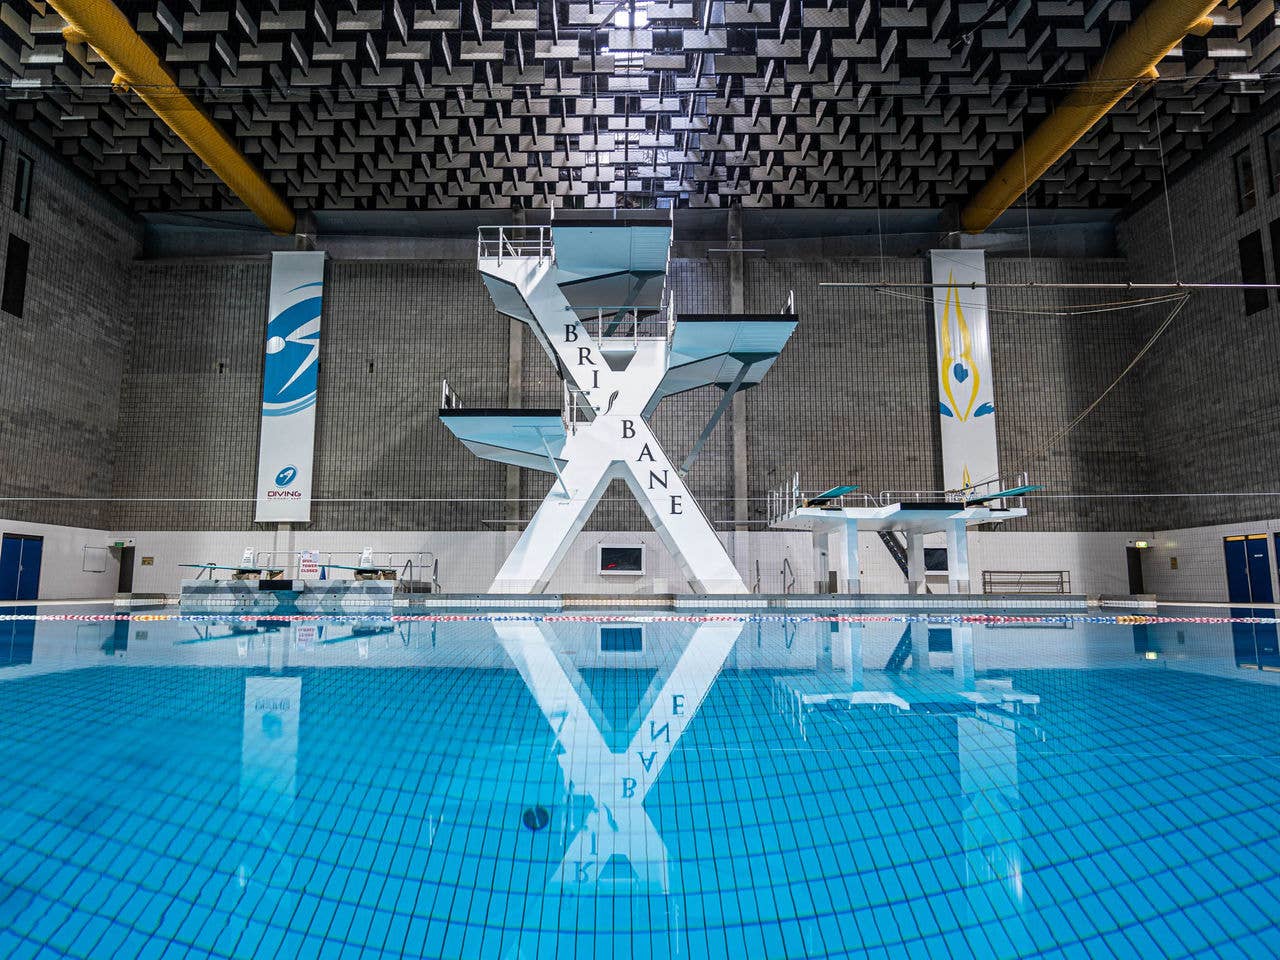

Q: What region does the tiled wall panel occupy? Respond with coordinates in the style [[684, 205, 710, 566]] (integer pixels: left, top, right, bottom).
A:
[[0, 117, 142, 529], [1119, 99, 1280, 529]]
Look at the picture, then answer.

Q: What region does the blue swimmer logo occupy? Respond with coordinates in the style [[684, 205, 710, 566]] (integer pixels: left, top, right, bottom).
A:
[[263, 281, 323, 417], [275, 465, 298, 488]]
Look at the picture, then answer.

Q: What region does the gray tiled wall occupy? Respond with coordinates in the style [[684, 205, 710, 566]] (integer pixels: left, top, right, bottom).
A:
[[1119, 98, 1280, 529], [0, 126, 1171, 537], [744, 256, 1153, 531], [0, 115, 142, 529], [108, 250, 1162, 533]]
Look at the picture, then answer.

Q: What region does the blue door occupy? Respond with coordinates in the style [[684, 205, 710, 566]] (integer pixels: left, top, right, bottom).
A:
[[0, 534, 42, 601], [1225, 538, 1250, 602], [1226, 535, 1278, 669], [1246, 536, 1274, 603]]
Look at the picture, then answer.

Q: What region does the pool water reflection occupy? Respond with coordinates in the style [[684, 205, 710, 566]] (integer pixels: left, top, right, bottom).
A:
[[1, 611, 1278, 958]]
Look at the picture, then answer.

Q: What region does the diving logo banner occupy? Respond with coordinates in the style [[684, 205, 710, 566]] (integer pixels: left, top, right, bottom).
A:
[[930, 250, 998, 493], [255, 251, 325, 522]]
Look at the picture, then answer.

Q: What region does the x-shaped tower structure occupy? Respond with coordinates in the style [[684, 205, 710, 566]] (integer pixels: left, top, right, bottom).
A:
[[442, 213, 797, 594]]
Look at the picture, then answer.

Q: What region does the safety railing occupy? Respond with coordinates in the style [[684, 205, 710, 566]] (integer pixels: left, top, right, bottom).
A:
[[252, 551, 438, 579], [981, 570, 1071, 594], [578, 309, 669, 341], [766, 473, 877, 524], [477, 225, 553, 265], [563, 380, 589, 435], [441, 379, 463, 410]]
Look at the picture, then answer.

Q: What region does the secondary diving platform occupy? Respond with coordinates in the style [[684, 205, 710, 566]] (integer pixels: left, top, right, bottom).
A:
[[768, 475, 1036, 594]]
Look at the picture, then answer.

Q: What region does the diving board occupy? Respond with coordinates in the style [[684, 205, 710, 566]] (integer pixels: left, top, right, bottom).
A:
[[803, 485, 859, 508], [964, 484, 1042, 505]]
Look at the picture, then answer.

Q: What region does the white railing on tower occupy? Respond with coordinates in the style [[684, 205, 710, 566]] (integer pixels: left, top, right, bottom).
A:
[[441, 379, 463, 410], [476, 225, 554, 265]]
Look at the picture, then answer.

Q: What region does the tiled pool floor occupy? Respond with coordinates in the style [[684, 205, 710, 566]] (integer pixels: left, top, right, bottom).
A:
[[1, 611, 1278, 958]]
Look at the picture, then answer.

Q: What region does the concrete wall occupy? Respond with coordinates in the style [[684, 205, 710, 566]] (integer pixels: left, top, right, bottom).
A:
[[1119, 98, 1280, 530], [0, 116, 142, 530]]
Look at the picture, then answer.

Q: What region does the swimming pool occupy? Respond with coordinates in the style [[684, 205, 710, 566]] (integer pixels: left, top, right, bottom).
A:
[[1, 608, 1278, 958]]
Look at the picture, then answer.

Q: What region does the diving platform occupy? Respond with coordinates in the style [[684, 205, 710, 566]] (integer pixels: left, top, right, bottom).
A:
[[437, 403, 567, 474], [439, 214, 799, 595], [768, 475, 1036, 594], [646, 310, 798, 412]]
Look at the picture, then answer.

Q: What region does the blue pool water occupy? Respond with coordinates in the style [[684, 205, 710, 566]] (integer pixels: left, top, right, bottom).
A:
[[1, 609, 1279, 959]]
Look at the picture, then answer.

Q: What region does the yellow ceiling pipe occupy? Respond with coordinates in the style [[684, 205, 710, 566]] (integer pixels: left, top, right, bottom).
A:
[[960, 0, 1219, 234], [48, 0, 296, 235]]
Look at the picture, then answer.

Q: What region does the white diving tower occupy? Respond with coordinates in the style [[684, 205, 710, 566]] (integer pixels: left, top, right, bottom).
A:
[[440, 213, 797, 594]]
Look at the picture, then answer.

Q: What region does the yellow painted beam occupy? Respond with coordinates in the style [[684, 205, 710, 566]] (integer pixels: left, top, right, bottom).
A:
[[960, 0, 1219, 234], [49, 0, 296, 235]]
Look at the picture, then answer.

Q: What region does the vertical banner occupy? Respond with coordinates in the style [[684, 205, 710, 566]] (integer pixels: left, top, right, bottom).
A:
[[930, 250, 999, 493], [255, 251, 325, 522]]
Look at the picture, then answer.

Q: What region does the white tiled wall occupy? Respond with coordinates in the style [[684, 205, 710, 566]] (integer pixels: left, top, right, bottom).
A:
[[0, 519, 121, 600], [88, 527, 1139, 598], [1142, 518, 1280, 603]]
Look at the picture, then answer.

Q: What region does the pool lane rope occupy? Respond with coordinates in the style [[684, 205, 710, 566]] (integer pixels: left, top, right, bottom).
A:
[[1, 613, 1275, 625]]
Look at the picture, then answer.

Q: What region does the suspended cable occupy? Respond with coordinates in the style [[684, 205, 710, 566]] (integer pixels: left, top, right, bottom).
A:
[[970, 293, 1192, 488], [871, 286, 1189, 318]]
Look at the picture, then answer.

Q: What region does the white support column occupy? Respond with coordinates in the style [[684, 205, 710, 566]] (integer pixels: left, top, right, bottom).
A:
[[832, 621, 863, 688], [947, 518, 971, 594], [906, 532, 926, 594], [953, 624, 975, 689], [830, 519, 860, 594]]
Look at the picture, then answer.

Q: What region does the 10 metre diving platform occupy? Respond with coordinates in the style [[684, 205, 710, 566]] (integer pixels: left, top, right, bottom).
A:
[[440, 214, 797, 594]]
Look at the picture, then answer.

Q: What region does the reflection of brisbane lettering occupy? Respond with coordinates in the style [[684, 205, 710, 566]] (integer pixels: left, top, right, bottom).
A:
[[440, 217, 797, 594]]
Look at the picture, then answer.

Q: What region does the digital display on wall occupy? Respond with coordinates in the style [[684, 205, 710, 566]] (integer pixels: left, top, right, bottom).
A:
[[599, 545, 644, 575]]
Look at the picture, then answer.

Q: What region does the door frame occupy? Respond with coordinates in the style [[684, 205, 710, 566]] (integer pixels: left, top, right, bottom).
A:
[[0, 533, 44, 601]]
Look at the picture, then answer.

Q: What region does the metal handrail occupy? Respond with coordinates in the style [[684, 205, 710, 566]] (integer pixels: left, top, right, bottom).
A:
[[477, 225, 554, 265], [441, 379, 463, 410], [252, 550, 437, 577], [781, 557, 796, 593], [582, 311, 668, 340], [881, 472, 1031, 508]]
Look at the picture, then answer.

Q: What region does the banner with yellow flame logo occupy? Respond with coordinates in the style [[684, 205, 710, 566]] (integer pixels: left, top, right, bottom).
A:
[[930, 250, 998, 493]]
